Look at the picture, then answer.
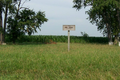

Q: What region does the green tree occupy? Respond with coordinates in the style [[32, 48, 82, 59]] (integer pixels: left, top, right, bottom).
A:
[[81, 32, 89, 37], [85, 0, 120, 44], [3, 0, 14, 42], [73, 0, 120, 44], [0, 0, 18, 43], [85, 1, 114, 42], [0, 0, 3, 43], [7, 0, 48, 43], [0, 1, 2, 29]]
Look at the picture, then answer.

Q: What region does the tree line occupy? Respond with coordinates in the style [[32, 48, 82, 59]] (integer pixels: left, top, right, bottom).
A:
[[0, 0, 48, 43], [73, 0, 120, 44]]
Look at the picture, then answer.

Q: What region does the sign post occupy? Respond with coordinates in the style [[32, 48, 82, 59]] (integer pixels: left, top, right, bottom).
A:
[[68, 30, 70, 51], [63, 25, 75, 52]]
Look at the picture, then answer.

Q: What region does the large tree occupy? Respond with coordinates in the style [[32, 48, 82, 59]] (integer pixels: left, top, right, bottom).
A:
[[0, 0, 3, 43], [0, 0, 48, 43], [73, 0, 120, 44], [0, 0, 18, 43], [7, 0, 48, 43], [3, 0, 14, 42], [0, 1, 2, 29], [85, 0, 115, 42]]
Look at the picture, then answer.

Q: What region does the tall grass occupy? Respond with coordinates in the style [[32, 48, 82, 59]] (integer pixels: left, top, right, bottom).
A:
[[0, 43, 120, 80]]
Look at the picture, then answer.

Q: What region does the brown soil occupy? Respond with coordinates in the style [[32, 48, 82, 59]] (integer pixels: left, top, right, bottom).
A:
[[45, 39, 57, 44]]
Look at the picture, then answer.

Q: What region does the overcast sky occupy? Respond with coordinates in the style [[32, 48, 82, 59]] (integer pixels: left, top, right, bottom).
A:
[[23, 0, 103, 37]]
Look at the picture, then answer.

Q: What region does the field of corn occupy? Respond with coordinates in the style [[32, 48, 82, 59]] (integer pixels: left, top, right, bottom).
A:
[[6, 35, 109, 44]]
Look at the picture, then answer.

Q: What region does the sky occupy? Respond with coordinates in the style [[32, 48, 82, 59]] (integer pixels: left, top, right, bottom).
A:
[[23, 0, 103, 37]]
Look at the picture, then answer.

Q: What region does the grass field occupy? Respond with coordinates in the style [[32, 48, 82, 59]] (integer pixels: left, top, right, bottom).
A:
[[0, 43, 120, 80]]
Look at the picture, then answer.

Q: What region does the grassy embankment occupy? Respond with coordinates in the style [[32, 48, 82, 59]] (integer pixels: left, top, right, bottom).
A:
[[0, 43, 120, 80]]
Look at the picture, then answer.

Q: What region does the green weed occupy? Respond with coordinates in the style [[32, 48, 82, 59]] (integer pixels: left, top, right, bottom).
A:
[[0, 43, 120, 80]]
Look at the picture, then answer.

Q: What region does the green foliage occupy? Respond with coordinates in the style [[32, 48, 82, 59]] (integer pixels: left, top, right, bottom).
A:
[[5, 35, 108, 44], [6, 1, 48, 43], [18, 9, 48, 35], [73, 0, 120, 42], [81, 32, 89, 37]]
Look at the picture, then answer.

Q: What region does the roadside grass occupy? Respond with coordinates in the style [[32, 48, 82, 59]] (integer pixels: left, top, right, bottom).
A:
[[0, 43, 120, 80]]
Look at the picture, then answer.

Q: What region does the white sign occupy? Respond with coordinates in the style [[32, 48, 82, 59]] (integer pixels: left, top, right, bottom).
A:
[[63, 25, 75, 31], [63, 25, 75, 52]]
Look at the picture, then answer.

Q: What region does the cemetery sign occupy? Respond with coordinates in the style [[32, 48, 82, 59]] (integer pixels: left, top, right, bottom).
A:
[[63, 25, 75, 31], [63, 25, 75, 52]]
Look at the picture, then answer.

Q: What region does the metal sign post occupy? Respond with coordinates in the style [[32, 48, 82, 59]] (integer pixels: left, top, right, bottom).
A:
[[63, 25, 75, 52]]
